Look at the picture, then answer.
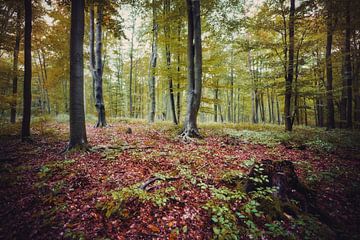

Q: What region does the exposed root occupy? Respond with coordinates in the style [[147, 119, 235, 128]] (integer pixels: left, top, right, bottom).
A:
[[94, 122, 107, 128], [139, 176, 180, 191], [179, 128, 202, 142], [60, 142, 91, 154]]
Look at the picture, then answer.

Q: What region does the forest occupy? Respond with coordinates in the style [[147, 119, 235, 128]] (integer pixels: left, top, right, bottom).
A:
[[0, 0, 360, 239]]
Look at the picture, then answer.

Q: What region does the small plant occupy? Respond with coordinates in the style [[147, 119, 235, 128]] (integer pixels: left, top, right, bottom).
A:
[[102, 184, 176, 218], [203, 201, 240, 240]]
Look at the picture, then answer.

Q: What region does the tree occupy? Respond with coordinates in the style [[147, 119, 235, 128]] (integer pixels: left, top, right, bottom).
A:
[[325, 0, 335, 129], [21, 0, 32, 140], [90, 0, 107, 127], [148, 0, 158, 123], [164, 0, 178, 125], [10, 6, 21, 123], [284, 0, 295, 131], [67, 0, 88, 150], [344, 0, 352, 128], [181, 0, 202, 138]]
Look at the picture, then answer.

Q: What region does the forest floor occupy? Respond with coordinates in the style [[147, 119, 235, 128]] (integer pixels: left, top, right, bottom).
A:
[[1, 118, 360, 240]]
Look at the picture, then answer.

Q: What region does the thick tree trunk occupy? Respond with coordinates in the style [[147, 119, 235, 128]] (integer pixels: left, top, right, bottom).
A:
[[68, 0, 88, 150], [94, 2, 106, 127], [344, 1, 352, 128], [11, 7, 21, 123], [285, 0, 295, 131], [181, 0, 202, 138], [164, 0, 177, 125], [325, 7, 335, 129], [148, 0, 157, 123], [21, 0, 32, 140]]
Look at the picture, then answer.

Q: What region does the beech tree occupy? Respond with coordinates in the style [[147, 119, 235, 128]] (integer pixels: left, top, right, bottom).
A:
[[10, 5, 21, 123], [181, 0, 202, 138], [148, 0, 158, 123], [325, 0, 335, 129], [67, 0, 88, 150], [284, 0, 295, 131], [90, 0, 107, 127], [21, 0, 32, 140]]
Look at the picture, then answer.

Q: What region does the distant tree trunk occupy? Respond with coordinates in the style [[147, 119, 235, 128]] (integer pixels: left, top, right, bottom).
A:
[[344, 1, 352, 128], [214, 87, 218, 122], [129, 14, 135, 118], [176, 22, 182, 122], [285, 0, 295, 131], [251, 91, 257, 123], [67, 0, 87, 150], [230, 49, 234, 122], [181, 0, 202, 138], [267, 88, 272, 123], [148, 0, 157, 123], [11, 7, 21, 123], [164, 0, 178, 125], [21, 0, 32, 140], [354, 34, 360, 127], [276, 95, 280, 124], [325, 5, 335, 129]]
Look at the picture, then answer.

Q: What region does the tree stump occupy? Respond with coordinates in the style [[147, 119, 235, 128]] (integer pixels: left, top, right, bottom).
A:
[[245, 159, 337, 237]]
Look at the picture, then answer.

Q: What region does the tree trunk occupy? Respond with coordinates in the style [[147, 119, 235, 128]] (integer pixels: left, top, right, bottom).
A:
[[325, 5, 335, 129], [344, 1, 352, 128], [21, 0, 32, 140], [164, 0, 178, 125], [214, 87, 218, 122], [10, 7, 21, 123], [95, 2, 106, 127], [129, 14, 135, 118], [285, 0, 295, 131], [68, 0, 88, 150], [148, 0, 157, 123], [181, 0, 202, 138]]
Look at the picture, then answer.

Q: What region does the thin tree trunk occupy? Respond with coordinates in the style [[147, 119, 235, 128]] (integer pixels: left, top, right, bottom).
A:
[[10, 7, 21, 123], [129, 14, 135, 118], [164, 0, 177, 125], [344, 1, 353, 128], [148, 0, 157, 123], [67, 0, 87, 150], [21, 0, 32, 140], [285, 0, 295, 131]]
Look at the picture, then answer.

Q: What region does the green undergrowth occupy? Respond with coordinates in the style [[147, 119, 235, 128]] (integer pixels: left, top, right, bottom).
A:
[[99, 160, 333, 239]]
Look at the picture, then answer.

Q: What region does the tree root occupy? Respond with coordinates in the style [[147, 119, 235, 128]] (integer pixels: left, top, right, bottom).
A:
[[139, 176, 180, 191], [179, 128, 202, 142], [60, 142, 91, 154]]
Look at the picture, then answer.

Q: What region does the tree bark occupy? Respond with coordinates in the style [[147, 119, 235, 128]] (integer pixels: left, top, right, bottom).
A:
[[181, 0, 202, 138], [285, 0, 295, 131], [325, 5, 335, 129], [129, 14, 135, 118], [11, 7, 21, 123], [68, 0, 88, 150], [94, 1, 106, 127], [148, 0, 157, 123], [21, 0, 32, 140], [164, 0, 178, 125], [344, 1, 353, 128]]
